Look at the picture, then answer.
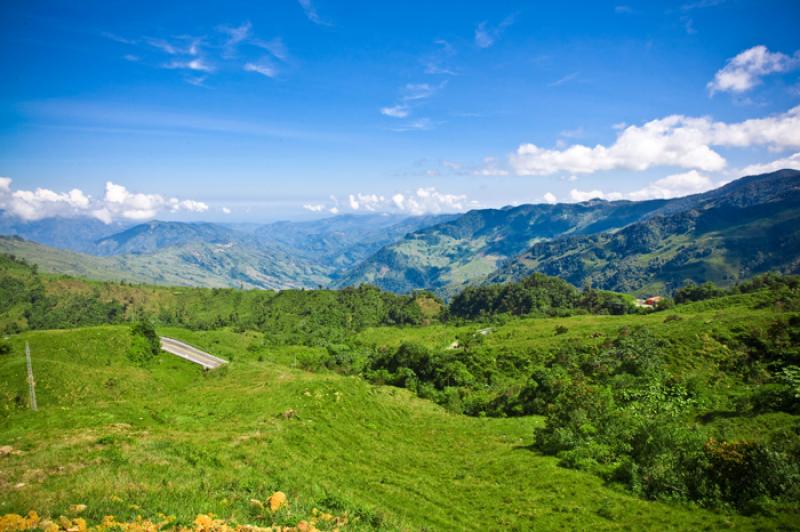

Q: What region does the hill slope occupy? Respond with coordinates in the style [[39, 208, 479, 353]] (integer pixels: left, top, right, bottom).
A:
[[0, 213, 130, 254], [256, 213, 458, 272], [0, 215, 456, 290], [491, 169, 800, 293], [339, 170, 800, 295], [336, 199, 669, 295], [93, 221, 250, 256], [0, 236, 330, 290], [0, 325, 792, 530]]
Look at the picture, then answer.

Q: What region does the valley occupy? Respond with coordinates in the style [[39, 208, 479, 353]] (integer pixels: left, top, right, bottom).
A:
[[2, 170, 799, 298]]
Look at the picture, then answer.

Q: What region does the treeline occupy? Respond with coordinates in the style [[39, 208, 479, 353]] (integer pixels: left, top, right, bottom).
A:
[[4, 251, 799, 345], [0, 253, 434, 342], [447, 273, 635, 320], [673, 274, 800, 305]]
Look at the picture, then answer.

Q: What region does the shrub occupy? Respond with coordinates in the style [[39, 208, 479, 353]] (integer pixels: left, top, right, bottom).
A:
[[702, 439, 800, 511], [127, 319, 160, 363], [674, 281, 725, 304]]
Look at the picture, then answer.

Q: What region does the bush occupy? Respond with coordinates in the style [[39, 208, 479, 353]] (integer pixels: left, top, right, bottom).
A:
[[701, 439, 800, 511], [674, 281, 725, 304], [127, 319, 160, 363]]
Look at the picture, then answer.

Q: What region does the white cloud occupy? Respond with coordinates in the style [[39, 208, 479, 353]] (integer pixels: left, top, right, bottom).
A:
[[244, 61, 277, 78], [169, 199, 209, 213], [511, 105, 800, 176], [103, 182, 208, 221], [708, 45, 799, 95], [164, 59, 213, 72], [473, 157, 509, 176], [2, 186, 91, 221], [380, 82, 446, 119], [389, 118, 436, 132], [303, 203, 324, 212], [219, 21, 252, 57], [348, 193, 385, 212], [398, 188, 468, 215], [146, 38, 180, 55], [423, 39, 457, 75], [403, 82, 442, 101], [348, 188, 468, 215], [297, 0, 329, 25], [568, 170, 719, 204], [92, 208, 113, 224], [0, 179, 210, 223], [626, 170, 715, 201], [380, 105, 409, 118], [569, 189, 623, 202], [740, 152, 800, 175], [543, 192, 557, 204], [252, 37, 288, 61], [474, 15, 515, 49], [222, 207, 232, 214], [549, 72, 579, 87], [322, 188, 470, 216]]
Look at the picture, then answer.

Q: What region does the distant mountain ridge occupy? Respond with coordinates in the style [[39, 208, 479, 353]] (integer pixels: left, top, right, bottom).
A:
[[93, 221, 252, 256], [0, 235, 330, 290], [1, 170, 798, 294], [337, 170, 800, 295], [334, 197, 671, 294], [0, 212, 458, 290], [0, 214, 131, 254], [489, 169, 800, 293]]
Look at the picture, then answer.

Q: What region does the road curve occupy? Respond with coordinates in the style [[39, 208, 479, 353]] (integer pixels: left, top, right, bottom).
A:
[[160, 337, 228, 369]]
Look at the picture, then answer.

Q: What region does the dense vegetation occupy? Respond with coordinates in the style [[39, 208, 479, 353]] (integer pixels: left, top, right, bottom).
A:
[[447, 273, 635, 319], [352, 278, 800, 517], [6, 326, 786, 530], [2, 249, 800, 526], [0, 253, 434, 342], [531, 326, 799, 513]]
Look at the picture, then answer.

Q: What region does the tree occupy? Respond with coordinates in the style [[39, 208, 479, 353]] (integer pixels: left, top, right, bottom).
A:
[[128, 319, 160, 363]]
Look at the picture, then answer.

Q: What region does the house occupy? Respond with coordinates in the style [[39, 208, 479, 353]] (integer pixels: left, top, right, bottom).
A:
[[634, 296, 664, 308]]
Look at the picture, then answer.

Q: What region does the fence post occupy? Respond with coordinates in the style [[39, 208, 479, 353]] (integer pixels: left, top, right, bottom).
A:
[[25, 342, 37, 411]]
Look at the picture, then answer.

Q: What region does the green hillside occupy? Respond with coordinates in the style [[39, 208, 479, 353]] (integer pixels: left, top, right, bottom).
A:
[[492, 169, 800, 294], [335, 199, 669, 296], [1, 250, 799, 528], [0, 323, 796, 530]]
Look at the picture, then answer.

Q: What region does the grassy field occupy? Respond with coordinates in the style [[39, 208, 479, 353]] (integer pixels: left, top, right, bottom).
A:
[[1, 321, 798, 530]]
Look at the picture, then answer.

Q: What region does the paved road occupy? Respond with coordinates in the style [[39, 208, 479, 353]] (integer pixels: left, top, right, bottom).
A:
[[160, 337, 228, 369]]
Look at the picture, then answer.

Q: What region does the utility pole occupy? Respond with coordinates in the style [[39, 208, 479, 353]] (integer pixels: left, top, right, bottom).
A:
[[25, 342, 37, 411]]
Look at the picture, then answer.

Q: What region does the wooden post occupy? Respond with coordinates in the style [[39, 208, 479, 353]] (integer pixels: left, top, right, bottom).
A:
[[25, 342, 37, 411]]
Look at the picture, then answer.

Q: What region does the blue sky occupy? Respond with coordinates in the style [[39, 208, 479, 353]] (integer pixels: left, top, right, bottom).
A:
[[1, 0, 799, 222]]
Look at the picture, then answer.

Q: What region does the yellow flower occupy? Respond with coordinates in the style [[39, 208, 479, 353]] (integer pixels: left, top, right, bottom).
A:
[[268, 492, 287, 513], [0, 513, 27, 532]]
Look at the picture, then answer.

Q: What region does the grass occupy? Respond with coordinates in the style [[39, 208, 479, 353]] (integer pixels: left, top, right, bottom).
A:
[[1, 324, 798, 530]]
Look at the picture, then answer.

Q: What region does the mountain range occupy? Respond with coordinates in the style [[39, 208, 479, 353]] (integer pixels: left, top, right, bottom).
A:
[[1, 169, 798, 295]]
